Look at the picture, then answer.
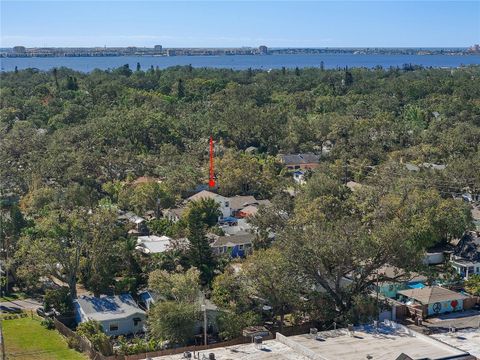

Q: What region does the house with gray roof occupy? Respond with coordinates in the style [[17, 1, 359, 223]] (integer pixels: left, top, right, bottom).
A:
[[278, 153, 320, 171], [451, 231, 480, 279], [210, 234, 254, 257], [74, 294, 146, 336]]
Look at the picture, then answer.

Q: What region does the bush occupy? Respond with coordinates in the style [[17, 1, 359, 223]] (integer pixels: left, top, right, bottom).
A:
[[67, 336, 82, 352], [76, 320, 112, 355], [41, 317, 55, 329]]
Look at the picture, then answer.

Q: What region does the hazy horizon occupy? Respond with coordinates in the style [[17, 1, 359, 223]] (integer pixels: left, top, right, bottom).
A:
[[1, 1, 479, 48]]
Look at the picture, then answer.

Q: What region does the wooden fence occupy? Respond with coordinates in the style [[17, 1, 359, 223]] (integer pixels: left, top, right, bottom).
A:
[[463, 295, 479, 310], [52, 319, 320, 360], [53, 318, 109, 360]]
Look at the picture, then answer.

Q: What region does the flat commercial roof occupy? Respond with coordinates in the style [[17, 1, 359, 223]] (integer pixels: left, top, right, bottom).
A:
[[150, 323, 471, 360], [152, 340, 309, 360], [282, 325, 469, 360], [431, 328, 480, 358]]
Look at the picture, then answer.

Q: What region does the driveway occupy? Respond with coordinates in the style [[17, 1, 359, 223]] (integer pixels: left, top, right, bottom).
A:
[[0, 298, 42, 313], [425, 309, 480, 329]]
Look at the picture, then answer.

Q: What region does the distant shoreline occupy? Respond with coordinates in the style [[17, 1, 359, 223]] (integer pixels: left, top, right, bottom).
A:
[[2, 46, 479, 58]]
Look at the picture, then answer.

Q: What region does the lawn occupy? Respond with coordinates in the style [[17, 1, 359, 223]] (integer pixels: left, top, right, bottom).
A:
[[2, 316, 87, 360]]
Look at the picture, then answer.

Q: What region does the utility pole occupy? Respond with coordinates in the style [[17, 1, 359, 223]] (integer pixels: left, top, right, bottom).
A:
[[201, 303, 207, 346]]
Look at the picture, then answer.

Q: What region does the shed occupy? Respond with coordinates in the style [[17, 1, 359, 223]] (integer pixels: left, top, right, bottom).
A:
[[398, 286, 468, 316]]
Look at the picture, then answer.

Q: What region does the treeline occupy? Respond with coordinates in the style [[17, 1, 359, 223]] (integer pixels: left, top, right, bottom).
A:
[[1, 64, 479, 347], [1, 64, 479, 198]]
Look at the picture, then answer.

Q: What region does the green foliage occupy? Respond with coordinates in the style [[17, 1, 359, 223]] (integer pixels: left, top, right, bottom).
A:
[[76, 320, 112, 355], [465, 274, 480, 296], [41, 317, 55, 329], [44, 287, 72, 315], [148, 301, 197, 345], [242, 248, 300, 329], [184, 201, 217, 284], [148, 267, 201, 303], [185, 198, 220, 228], [211, 266, 251, 312], [217, 311, 260, 340], [117, 336, 161, 355]]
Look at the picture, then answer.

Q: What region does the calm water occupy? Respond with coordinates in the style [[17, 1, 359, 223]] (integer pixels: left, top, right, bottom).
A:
[[1, 54, 480, 72]]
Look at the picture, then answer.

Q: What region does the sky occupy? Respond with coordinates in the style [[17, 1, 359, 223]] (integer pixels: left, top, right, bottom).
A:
[[1, 1, 479, 48]]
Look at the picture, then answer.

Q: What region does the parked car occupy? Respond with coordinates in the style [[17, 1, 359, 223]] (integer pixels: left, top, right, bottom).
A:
[[36, 307, 59, 318]]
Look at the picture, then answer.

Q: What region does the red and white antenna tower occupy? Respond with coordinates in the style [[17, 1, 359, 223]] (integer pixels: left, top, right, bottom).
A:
[[209, 135, 215, 188]]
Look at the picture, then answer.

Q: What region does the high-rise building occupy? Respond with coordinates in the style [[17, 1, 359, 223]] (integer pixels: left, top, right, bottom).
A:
[[258, 45, 268, 55], [154, 45, 163, 52], [13, 46, 26, 54]]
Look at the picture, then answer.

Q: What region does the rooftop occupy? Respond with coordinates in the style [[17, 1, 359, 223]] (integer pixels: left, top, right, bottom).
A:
[[136, 235, 174, 254], [372, 265, 428, 284], [188, 190, 226, 202], [453, 231, 480, 262], [430, 328, 480, 358], [281, 324, 470, 360], [151, 340, 309, 360], [75, 294, 145, 322], [238, 205, 259, 216], [398, 286, 468, 304], [279, 153, 320, 166], [228, 195, 258, 210], [150, 323, 472, 360], [210, 234, 254, 248]]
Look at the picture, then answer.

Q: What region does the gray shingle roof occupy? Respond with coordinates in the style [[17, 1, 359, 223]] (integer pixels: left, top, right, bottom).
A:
[[279, 153, 320, 166], [453, 232, 480, 262], [75, 294, 145, 322], [210, 234, 254, 248], [228, 195, 258, 210]]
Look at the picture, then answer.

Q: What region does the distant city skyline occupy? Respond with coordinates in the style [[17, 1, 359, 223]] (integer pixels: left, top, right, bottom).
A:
[[1, 1, 479, 48]]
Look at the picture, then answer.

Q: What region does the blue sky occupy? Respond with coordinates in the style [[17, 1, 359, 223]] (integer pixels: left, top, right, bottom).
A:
[[1, 1, 479, 48]]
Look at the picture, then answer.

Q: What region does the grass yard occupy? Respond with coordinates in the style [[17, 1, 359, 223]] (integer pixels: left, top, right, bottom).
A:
[[2, 316, 87, 360]]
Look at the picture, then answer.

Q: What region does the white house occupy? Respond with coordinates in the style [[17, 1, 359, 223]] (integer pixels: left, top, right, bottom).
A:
[[187, 190, 231, 219], [450, 231, 480, 279], [135, 235, 174, 254], [74, 294, 146, 336]]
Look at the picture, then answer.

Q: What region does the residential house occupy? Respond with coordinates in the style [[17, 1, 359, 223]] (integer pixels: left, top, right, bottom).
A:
[[163, 207, 185, 223], [450, 231, 480, 279], [210, 234, 254, 257], [293, 170, 306, 184], [187, 190, 231, 219], [397, 286, 469, 316], [228, 195, 258, 217], [219, 218, 252, 236], [117, 210, 147, 235], [135, 235, 175, 255], [74, 294, 146, 336], [238, 205, 259, 218], [278, 153, 320, 171]]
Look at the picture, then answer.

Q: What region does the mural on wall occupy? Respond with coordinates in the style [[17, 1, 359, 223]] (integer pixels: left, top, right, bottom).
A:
[[428, 299, 462, 316]]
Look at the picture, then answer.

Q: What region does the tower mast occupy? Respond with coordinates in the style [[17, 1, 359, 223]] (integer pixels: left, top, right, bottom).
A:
[[209, 136, 215, 188]]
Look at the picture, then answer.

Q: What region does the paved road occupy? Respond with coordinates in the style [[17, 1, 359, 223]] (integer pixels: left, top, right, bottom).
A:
[[0, 298, 42, 313]]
